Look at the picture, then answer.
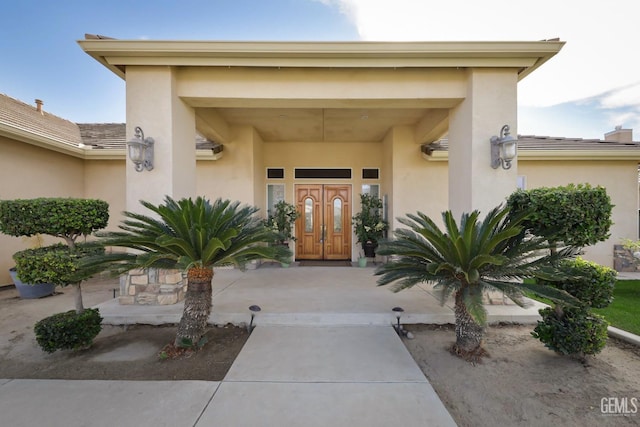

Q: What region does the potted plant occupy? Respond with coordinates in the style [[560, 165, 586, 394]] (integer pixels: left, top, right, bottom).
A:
[[266, 201, 301, 247], [6, 234, 55, 298], [352, 193, 388, 258]]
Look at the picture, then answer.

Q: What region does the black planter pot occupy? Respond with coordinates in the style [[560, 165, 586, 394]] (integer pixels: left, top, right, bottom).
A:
[[362, 241, 377, 258]]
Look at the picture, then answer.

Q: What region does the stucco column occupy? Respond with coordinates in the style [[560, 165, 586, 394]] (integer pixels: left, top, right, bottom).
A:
[[448, 68, 518, 218], [125, 66, 196, 213]]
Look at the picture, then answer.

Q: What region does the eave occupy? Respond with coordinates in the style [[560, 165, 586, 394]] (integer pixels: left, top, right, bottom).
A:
[[77, 40, 564, 81], [425, 150, 640, 162], [1, 124, 218, 161]]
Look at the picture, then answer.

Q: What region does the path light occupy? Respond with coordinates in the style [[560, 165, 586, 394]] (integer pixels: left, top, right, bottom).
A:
[[490, 124, 518, 170], [248, 304, 261, 333], [127, 126, 154, 172], [392, 306, 404, 335]]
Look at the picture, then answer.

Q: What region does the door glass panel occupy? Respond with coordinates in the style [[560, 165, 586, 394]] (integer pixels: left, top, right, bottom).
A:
[[304, 198, 313, 232], [333, 199, 342, 232]]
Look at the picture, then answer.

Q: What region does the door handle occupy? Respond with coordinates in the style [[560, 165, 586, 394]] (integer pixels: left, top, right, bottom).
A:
[[320, 224, 326, 243]]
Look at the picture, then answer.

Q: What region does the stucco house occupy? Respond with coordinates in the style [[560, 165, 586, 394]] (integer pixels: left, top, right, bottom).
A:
[[1, 38, 639, 285]]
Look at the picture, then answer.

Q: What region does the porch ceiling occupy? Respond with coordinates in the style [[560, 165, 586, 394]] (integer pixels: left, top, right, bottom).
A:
[[211, 107, 432, 142]]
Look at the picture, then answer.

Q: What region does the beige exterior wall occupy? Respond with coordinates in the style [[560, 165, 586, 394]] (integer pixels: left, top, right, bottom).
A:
[[126, 66, 197, 212], [448, 69, 518, 217], [83, 160, 127, 231], [0, 136, 84, 284], [196, 125, 257, 205], [3, 130, 637, 285], [386, 126, 449, 231], [519, 160, 639, 266]]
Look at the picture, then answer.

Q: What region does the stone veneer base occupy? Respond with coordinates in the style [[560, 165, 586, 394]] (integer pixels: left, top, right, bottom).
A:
[[119, 268, 187, 306]]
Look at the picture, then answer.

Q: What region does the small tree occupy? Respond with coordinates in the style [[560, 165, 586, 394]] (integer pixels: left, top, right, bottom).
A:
[[0, 198, 109, 313], [85, 196, 290, 349], [376, 204, 579, 362], [507, 184, 616, 359]]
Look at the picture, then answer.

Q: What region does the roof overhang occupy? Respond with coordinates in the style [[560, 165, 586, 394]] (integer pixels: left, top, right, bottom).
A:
[[425, 150, 640, 162], [0, 124, 218, 161], [77, 39, 564, 81]]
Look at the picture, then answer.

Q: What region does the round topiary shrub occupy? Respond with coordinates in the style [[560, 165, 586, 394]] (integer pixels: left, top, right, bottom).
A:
[[507, 184, 613, 247], [12, 242, 105, 286], [34, 308, 102, 353], [532, 306, 609, 356], [537, 257, 616, 308]]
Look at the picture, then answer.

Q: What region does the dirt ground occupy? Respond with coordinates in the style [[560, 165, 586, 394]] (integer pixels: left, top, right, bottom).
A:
[[1, 280, 640, 426], [0, 279, 248, 381], [403, 324, 640, 427]]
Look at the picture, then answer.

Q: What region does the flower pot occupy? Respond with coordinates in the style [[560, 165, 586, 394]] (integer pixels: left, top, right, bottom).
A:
[[358, 257, 368, 268], [362, 241, 377, 258], [9, 268, 56, 299]]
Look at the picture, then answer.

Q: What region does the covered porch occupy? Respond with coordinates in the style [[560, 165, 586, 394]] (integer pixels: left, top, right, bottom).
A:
[[79, 39, 564, 263]]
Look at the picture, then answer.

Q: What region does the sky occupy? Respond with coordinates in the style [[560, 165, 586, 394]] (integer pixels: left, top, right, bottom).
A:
[[1, 0, 639, 140]]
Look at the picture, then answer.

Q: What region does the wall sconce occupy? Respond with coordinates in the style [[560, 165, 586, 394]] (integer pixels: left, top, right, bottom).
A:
[[127, 126, 154, 172], [490, 125, 518, 170]]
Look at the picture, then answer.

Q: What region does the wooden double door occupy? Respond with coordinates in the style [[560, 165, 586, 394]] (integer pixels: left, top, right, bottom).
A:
[[295, 184, 352, 260]]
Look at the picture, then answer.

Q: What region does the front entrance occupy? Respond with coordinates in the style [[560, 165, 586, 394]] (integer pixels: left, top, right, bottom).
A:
[[295, 184, 351, 260]]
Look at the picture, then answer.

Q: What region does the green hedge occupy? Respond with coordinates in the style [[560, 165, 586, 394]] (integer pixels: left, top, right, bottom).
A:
[[13, 242, 104, 286], [0, 198, 108, 238], [34, 308, 102, 353], [507, 184, 612, 247]]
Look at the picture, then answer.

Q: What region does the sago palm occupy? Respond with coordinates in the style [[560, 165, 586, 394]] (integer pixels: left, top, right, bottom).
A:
[[88, 196, 290, 348], [375, 204, 579, 361]]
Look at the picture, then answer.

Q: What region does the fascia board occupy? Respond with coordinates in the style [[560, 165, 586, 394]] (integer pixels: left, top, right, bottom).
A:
[[78, 40, 564, 79], [424, 150, 640, 162], [0, 124, 84, 158]]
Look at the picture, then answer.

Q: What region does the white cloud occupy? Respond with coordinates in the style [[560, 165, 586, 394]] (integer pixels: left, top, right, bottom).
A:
[[323, 0, 640, 107], [598, 82, 640, 109]]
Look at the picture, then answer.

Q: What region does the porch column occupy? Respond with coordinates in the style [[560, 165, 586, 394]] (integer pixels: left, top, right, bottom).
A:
[[125, 66, 196, 213], [448, 68, 518, 218]]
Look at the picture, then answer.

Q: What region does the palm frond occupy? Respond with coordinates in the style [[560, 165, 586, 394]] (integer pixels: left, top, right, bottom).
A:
[[377, 203, 579, 323], [87, 196, 289, 275]]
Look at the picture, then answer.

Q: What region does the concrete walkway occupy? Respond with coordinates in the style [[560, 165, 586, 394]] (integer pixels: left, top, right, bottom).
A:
[[0, 265, 554, 427], [97, 265, 548, 327]]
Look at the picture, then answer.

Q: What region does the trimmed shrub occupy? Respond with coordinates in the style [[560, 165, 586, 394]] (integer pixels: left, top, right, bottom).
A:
[[13, 243, 104, 286], [507, 184, 613, 247], [537, 258, 616, 308], [532, 307, 609, 356], [0, 198, 108, 239], [532, 258, 615, 358], [0, 198, 109, 311], [34, 308, 103, 353]]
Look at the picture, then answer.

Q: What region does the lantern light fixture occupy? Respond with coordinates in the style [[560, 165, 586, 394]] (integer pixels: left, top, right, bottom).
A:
[[490, 125, 518, 170], [127, 126, 154, 172]]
